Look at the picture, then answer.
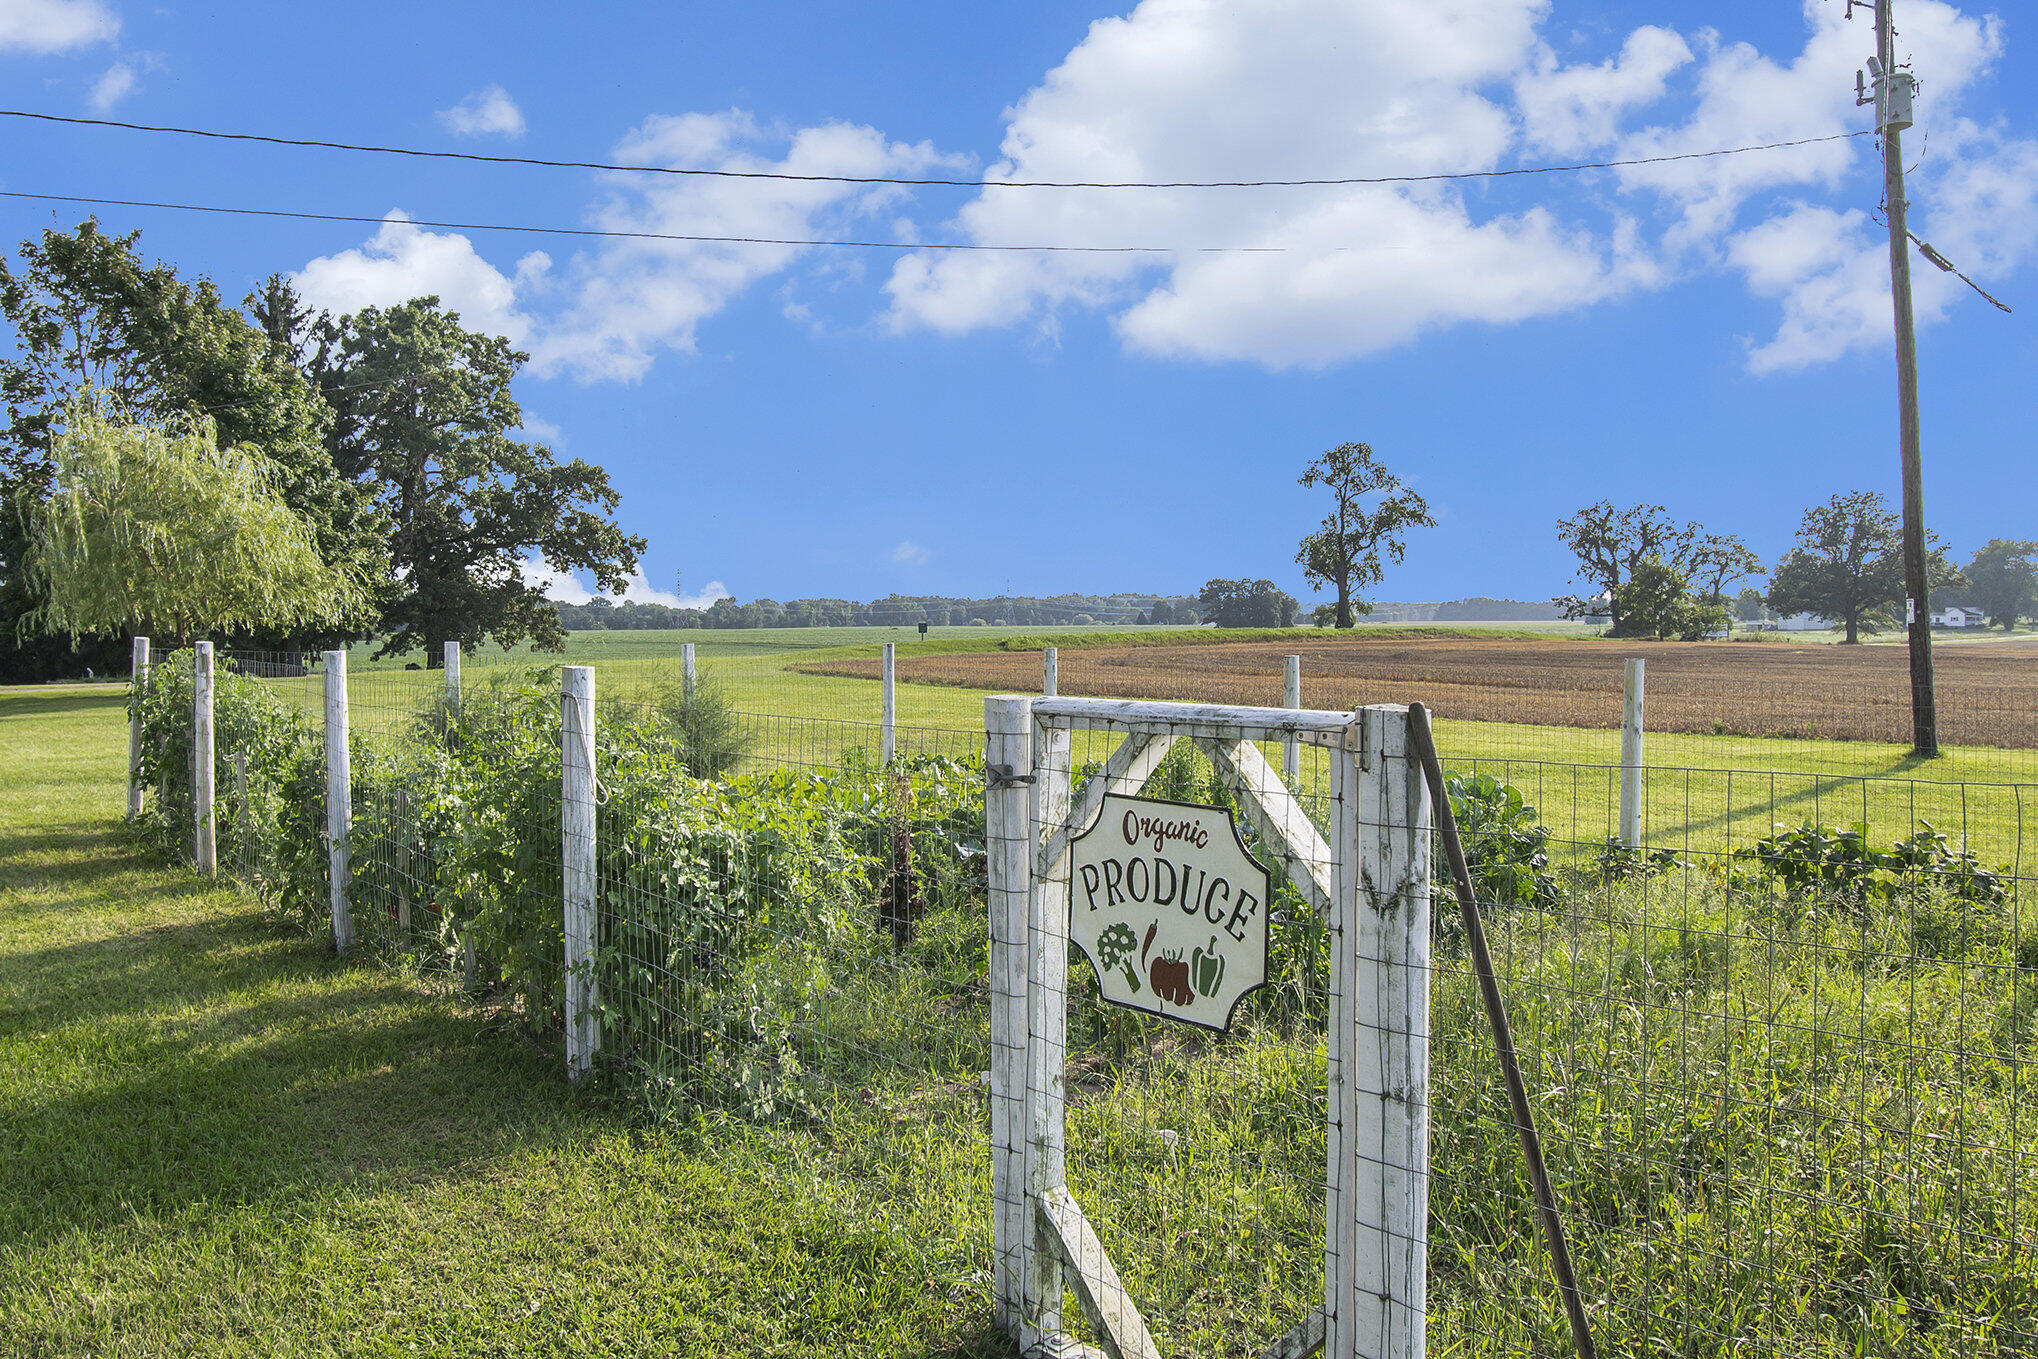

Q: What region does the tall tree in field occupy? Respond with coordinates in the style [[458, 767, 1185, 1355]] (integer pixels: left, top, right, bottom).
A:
[[1767, 491, 1958, 643], [279, 294, 645, 657], [0, 223, 379, 676], [1552, 502, 1696, 636], [1295, 442, 1433, 628], [22, 397, 364, 641], [1963, 539, 2038, 629]]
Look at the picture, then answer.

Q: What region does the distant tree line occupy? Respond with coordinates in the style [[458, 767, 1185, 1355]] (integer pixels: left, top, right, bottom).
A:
[[551, 592, 1205, 630]]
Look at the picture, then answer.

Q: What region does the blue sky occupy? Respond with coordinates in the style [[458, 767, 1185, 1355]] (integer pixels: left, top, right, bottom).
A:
[[2, 0, 2032, 611]]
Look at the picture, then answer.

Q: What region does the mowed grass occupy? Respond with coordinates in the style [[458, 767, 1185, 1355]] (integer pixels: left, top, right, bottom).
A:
[[0, 686, 1006, 1358]]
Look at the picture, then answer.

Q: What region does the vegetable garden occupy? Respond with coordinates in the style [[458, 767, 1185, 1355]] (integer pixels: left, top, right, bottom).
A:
[[121, 640, 2038, 1356]]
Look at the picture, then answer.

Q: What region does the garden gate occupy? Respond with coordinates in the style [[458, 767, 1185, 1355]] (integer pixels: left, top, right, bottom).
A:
[[986, 694, 1433, 1359]]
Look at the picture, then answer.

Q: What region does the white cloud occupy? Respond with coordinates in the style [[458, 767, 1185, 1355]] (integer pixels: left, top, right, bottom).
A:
[[1727, 123, 2038, 373], [520, 558, 732, 610], [515, 413, 564, 443], [532, 111, 964, 381], [884, 0, 1625, 367], [888, 0, 2032, 374], [297, 116, 963, 383], [0, 0, 116, 53], [1611, 0, 2001, 248], [288, 1, 2035, 381], [438, 85, 526, 139], [1516, 26, 1691, 155], [1727, 204, 1905, 372], [87, 58, 134, 111], [292, 212, 544, 348], [890, 540, 930, 565]]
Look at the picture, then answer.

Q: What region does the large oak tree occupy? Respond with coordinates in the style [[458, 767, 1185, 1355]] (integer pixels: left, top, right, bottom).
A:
[[264, 287, 645, 658], [1767, 491, 1959, 643]]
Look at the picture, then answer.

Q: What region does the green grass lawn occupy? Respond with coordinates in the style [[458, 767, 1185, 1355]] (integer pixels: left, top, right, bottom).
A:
[[0, 686, 1007, 1358]]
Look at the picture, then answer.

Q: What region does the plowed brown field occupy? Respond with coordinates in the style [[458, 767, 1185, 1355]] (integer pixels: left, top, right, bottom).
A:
[[803, 635, 2038, 748]]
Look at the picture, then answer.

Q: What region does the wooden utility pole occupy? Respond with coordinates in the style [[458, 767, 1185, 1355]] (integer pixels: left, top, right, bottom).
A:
[[1864, 0, 1938, 755]]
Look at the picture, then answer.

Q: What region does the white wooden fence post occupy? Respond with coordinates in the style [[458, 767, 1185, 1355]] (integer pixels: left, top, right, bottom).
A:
[[128, 637, 149, 818], [443, 640, 461, 709], [985, 695, 1037, 1340], [681, 641, 696, 695], [1042, 646, 1058, 697], [1620, 657, 1645, 848], [881, 642, 896, 764], [323, 650, 355, 955], [562, 665, 598, 1083], [1284, 653, 1302, 783], [1328, 704, 1431, 1359], [193, 642, 216, 876], [1024, 699, 1073, 1346]]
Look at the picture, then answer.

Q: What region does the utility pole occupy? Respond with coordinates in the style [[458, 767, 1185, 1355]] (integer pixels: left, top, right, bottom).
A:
[[1854, 0, 1937, 755]]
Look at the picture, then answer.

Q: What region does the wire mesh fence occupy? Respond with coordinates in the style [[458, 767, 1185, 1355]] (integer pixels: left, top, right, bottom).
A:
[[121, 634, 2038, 1356]]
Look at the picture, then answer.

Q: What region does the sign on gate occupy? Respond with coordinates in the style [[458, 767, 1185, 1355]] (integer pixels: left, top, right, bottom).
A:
[[1068, 792, 1270, 1031]]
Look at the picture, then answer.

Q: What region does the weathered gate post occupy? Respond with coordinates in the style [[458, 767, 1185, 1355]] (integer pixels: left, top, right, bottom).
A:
[[1328, 704, 1432, 1359], [323, 650, 355, 955], [1042, 646, 1058, 697], [128, 637, 149, 818], [1620, 658, 1645, 848], [562, 665, 599, 1083], [1025, 694, 1074, 1345], [193, 642, 216, 876], [984, 695, 1038, 1335]]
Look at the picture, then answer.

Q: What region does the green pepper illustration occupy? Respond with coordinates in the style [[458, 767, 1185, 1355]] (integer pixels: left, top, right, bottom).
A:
[[1191, 935, 1225, 997], [1095, 920, 1143, 993]]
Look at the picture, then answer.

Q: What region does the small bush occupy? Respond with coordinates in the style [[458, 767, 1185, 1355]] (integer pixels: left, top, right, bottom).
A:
[[639, 669, 751, 780]]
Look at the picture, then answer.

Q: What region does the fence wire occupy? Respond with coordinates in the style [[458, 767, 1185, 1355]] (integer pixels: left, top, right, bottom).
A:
[[125, 634, 2038, 1356]]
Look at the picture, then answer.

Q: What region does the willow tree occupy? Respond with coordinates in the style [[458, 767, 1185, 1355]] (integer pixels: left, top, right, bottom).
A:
[[23, 399, 365, 643]]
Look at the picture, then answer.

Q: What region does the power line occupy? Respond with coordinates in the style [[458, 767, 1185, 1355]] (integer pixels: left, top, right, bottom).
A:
[[1909, 231, 2013, 313], [0, 107, 1876, 190], [0, 188, 1286, 253]]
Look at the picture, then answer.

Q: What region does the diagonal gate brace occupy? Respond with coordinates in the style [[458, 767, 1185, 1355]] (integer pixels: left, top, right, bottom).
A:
[[1034, 1186, 1161, 1359], [1192, 736, 1335, 918]]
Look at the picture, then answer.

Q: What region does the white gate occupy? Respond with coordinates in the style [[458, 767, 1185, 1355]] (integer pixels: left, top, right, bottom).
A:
[[986, 694, 1434, 1359]]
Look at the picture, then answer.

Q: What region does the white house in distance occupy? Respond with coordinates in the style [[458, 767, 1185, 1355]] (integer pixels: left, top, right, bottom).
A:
[[1934, 605, 1986, 628], [1777, 613, 1831, 632]]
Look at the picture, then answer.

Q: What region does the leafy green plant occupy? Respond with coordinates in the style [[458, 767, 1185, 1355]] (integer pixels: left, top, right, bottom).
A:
[[1733, 820, 2009, 909], [1444, 772, 1558, 910], [1594, 837, 1691, 883]]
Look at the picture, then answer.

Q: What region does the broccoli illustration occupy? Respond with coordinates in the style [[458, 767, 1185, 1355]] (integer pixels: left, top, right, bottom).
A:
[[1096, 920, 1143, 993]]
